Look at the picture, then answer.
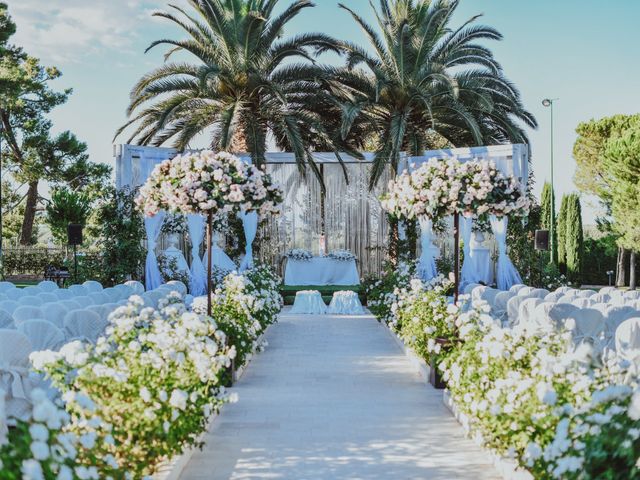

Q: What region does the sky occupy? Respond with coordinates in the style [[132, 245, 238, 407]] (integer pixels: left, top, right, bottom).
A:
[[9, 0, 640, 224]]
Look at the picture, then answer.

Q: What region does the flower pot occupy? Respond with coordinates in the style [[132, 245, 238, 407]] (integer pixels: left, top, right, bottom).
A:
[[429, 354, 447, 389]]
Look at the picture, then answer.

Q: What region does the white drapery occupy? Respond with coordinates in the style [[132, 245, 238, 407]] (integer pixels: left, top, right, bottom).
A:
[[417, 217, 438, 281], [239, 211, 258, 272], [460, 216, 475, 285], [490, 215, 522, 290], [187, 214, 207, 296], [144, 211, 166, 291], [202, 231, 237, 272]]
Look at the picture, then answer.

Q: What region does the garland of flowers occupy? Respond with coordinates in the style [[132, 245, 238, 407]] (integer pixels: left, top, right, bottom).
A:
[[136, 151, 283, 218], [326, 250, 356, 262], [285, 249, 313, 261]]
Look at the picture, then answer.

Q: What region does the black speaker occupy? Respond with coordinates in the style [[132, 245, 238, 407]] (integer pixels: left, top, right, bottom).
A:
[[67, 224, 83, 246], [534, 229, 550, 251]]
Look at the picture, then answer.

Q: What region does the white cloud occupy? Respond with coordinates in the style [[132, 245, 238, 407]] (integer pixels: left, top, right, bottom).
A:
[[9, 0, 172, 64]]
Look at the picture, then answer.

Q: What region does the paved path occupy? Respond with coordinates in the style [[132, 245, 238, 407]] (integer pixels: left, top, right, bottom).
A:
[[180, 310, 499, 480]]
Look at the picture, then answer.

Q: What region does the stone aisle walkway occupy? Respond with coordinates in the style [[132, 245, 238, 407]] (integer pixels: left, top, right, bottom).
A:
[[179, 310, 499, 480]]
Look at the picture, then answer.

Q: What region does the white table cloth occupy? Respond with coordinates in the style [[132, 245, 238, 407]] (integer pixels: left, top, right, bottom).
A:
[[327, 291, 365, 315], [284, 257, 359, 286], [290, 291, 326, 315], [470, 248, 493, 286]]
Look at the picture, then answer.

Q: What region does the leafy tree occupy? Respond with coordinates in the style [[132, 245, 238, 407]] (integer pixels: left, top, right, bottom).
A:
[[565, 193, 584, 285], [0, 3, 111, 244], [556, 194, 569, 275], [118, 0, 349, 176], [602, 125, 640, 289], [45, 188, 92, 245], [95, 187, 146, 286], [333, 0, 537, 188], [540, 182, 557, 263]]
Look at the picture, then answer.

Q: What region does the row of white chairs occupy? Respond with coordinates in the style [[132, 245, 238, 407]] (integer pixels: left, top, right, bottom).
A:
[[465, 283, 640, 360]]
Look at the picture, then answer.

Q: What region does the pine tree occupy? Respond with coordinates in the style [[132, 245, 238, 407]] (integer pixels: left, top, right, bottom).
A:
[[540, 182, 557, 263], [557, 194, 569, 274], [565, 193, 584, 284]]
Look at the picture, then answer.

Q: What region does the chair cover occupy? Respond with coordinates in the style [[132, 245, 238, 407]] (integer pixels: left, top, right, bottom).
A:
[[544, 292, 563, 303], [238, 210, 259, 272], [492, 291, 514, 320], [114, 284, 135, 298], [60, 300, 83, 311], [624, 290, 640, 301], [0, 281, 16, 292], [464, 283, 482, 296], [86, 305, 109, 321], [167, 281, 187, 296], [187, 214, 207, 296], [68, 285, 88, 297], [490, 215, 522, 290], [471, 286, 488, 304], [0, 301, 20, 315], [545, 303, 581, 330], [507, 295, 530, 326], [102, 288, 121, 302], [529, 302, 557, 332], [290, 291, 327, 315], [38, 292, 59, 304], [64, 310, 108, 344], [599, 286, 617, 295], [89, 292, 110, 305], [18, 320, 65, 351], [572, 298, 594, 309], [592, 303, 610, 315], [577, 289, 597, 298], [141, 291, 163, 308], [18, 296, 43, 306], [40, 303, 69, 329], [509, 284, 526, 294], [12, 306, 45, 326], [0, 310, 14, 329], [558, 295, 576, 304], [517, 286, 536, 297], [591, 293, 611, 304], [570, 308, 604, 341], [82, 280, 103, 293], [9, 289, 25, 299], [23, 286, 41, 296], [517, 298, 543, 328], [0, 329, 33, 421], [605, 306, 639, 337], [417, 217, 438, 282], [615, 318, 640, 362], [555, 286, 574, 294], [54, 289, 74, 300], [124, 281, 145, 295], [74, 296, 96, 307], [144, 211, 167, 291], [37, 281, 58, 292]]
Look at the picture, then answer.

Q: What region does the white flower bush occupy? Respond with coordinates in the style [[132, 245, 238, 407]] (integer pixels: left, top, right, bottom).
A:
[[285, 249, 313, 261], [193, 265, 282, 368], [0, 388, 81, 480], [31, 294, 236, 478]]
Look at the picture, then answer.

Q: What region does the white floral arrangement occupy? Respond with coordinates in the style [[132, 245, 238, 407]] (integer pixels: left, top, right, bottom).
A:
[[381, 158, 529, 220], [0, 387, 84, 480], [285, 248, 313, 261], [31, 292, 237, 478], [326, 250, 356, 262], [136, 150, 283, 218]]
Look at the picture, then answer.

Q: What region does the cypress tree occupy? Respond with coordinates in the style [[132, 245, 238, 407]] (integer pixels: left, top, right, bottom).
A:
[[557, 194, 569, 274], [565, 193, 584, 284], [540, 182, 557, 263]]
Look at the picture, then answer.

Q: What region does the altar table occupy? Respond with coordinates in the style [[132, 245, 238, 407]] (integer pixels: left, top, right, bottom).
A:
[[284, 257, 360, 286]]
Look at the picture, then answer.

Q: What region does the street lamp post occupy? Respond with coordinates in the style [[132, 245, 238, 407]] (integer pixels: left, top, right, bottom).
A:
[[542, 98, 558, 265]]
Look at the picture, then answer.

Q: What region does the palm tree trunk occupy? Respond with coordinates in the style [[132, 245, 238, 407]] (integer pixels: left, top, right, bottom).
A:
[[20, 180, 39, 245], [389, 217, 399, 266], [630, 251, 637, 291], [616, 247, 626, 287], [230, 129, 248, 153]]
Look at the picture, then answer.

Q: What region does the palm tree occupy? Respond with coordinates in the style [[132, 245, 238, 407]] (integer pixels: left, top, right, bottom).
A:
[[116, 0, 350, 176], [333, 0, 537, 188]]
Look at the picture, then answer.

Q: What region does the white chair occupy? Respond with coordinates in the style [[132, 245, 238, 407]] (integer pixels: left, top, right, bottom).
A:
[[53, 289, 75, 300], [509, 284, 527, 294], [545, 303, 581, 330], [610, 296, 629, 307], [624, 291, 640, 301], [18, 320, 65, 351], [571, 298, 594, 309], [9, 289, 25, 300], [103, 288, 123, 302], [0, 329, 34, 421], [470, 286, 488, 303], [86, 304, 109, 321], [0, 281, 16, 292], [517, 297, 543, 328], [184, 294, 194, 308], [22, 286, 41, 296], [0, 300, 20, 314], [73, 296, 96, 307], [570, 308, 605, 346], [39, 303, 69, 329], [113, 284, 134, 298], [141, 291, 162, 308], [529, 288, 550, 300], [64, 310, 108, 344], [82, 280, 103, 293], [60, 300, 83, 312], [577, 289, 597, 298], [592, 303, 610, 315], [124, 281, 145, 295], [464, 283, 482, 296], [89, 292, 110, 305], [516, 286, 536, 297], [591, 293, 611, 304], [68, 285, 88, 297], [166, 281, 187, 296], [544, 292, 563, 303], [492, 291, 514, 319], [507, 295, 531, 326], [614, 318, 640, 362], [0, 309, 14, 329], [18, 296, 43, 307], [37, 281, 58, 292], [37, 293, 58, 304], [478, 288, 500, 309], [557, 294, 577, 304], [605, 306, 639, 337], [12, 306, 45, 326], [555, 286, 573, 294], [599, 286, 618, 295]]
